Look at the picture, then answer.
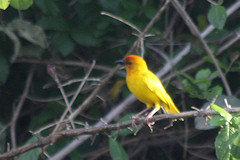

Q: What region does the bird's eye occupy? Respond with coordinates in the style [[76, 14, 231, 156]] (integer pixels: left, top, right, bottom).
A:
[[126, 62, 132, 65]]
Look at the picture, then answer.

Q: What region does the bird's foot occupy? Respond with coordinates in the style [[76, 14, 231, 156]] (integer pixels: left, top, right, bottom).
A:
[[132, 108, 151, 127], [145, 117, 155, 133], [164, 120, 174, 130], [132, 115, 139, 127]]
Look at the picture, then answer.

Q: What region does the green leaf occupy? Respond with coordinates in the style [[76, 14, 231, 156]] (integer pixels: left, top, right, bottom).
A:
[[111, 113, 136, 137], [10, 0, 33, 10], [0, 58, 9, 84], [0, 0, 10, 10], [52, 32, 75, 56], [207, 5, 227, 29], [195, 95, 240, 130], [180, 72, 200, 98], [230, 116, 240, 130], [195, 78, 211, 91], [213, 95, 240, 108], [195, 68, 211, 80], [204, 85, 222, 100], [37, 17, 69, 32], [179, 72, 195, 83], [109, 138, 129, 160], [9, 19, 47, 48], [18, 137, 40, 160], [182, 78, 204, 99], [209, 115, 227, 127], [194, 69, 211, 91], [211, 104, 232, 122], [70, 28, 98, 47], [215, 125, 235, 160], [231, 134, 240, 159], [203, 55, 228, 71], [231, 144, 240, 159], [195, 116, 213, 130]]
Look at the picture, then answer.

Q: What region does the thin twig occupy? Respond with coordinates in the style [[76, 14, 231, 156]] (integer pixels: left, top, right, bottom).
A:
[[10, 66, 35, 150], [47, 65, 75, 130], [51, 103, 71, 134], [0, 122, 11, 135], [55, 76, 72, 112], [69, 60, 96, 107], [101, 11, 141, 33], [142, 0, 172, 34], [31, 121, 66, 135], [51, 61, 96, 133], [68, 65, 121, 120], [15, 59, 126, 77], [207, 0, 219, 5], [61, 78, 100, 87], [147, 45, 169, 61], [217, 32, 240, 55]]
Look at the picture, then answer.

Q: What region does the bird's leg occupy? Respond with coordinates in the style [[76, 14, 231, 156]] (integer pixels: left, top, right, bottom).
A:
[[160, 105, 178, 129], [161, 105, 168, 114], [133, 108, 150, 118], [160, 105, 174, 129], [132, 108, 150, 127], [145, 108, 159, 132], [164, 120, 174, 130]]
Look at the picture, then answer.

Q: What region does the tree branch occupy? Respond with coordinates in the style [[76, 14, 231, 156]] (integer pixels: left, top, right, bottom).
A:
[[1, 107, 240, 159], [15, 59, 126, 77]]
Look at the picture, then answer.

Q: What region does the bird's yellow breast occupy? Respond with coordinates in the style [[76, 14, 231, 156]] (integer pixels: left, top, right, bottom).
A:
[[126, 71, 159, 108]]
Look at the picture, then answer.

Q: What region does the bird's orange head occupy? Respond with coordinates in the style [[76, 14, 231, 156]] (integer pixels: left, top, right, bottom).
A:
[[116, 55, 148, 73]]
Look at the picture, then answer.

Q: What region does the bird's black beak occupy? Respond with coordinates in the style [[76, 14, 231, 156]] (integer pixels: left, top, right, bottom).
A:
[[115, 59, 125, 66]]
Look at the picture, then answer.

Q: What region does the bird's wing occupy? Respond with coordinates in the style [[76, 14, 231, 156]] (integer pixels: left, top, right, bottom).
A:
[[143, 72, 169, 105], [143, 72, 180, 113]]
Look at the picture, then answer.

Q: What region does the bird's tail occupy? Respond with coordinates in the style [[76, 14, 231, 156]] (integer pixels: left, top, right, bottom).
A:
[[163, 96, 184, 121], [166, 100, 180, 114], [161, 94, 180, 114]]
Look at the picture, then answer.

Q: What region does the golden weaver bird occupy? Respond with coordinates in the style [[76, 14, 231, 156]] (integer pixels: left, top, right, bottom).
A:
[[116, 55, 181, 131]]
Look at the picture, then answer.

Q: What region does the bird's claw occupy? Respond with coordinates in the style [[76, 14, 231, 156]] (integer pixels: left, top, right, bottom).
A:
[[132, 115, 139, 127], [145, 117, 155, 133]]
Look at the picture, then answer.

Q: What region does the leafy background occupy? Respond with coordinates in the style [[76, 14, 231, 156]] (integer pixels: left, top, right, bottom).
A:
[[0, 0, 240, 160]]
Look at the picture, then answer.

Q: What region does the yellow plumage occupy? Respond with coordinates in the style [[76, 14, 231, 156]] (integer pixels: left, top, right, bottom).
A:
[[123, 55, 180, 114], [116, 55, 182, 131]]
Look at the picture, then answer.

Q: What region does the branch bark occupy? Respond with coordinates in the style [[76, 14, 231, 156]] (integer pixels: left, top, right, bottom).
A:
[[1, 107, 240, 160]]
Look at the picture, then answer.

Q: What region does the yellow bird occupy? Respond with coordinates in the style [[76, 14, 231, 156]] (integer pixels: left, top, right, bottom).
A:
[[116, 55, 181, 130]]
